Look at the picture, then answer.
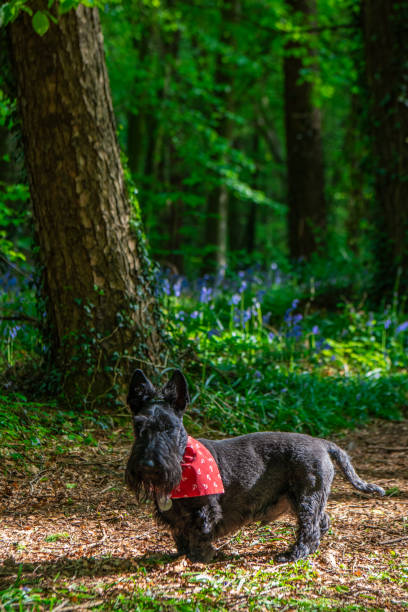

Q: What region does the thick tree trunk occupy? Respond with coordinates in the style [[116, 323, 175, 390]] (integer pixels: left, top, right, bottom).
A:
[[284, 0, 326, 260], [9, 2, 166, 406], [363, 0, 408, 299]]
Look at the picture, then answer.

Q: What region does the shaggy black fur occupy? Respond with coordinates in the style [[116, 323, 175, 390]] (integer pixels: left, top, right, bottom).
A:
[[125, 370, 385, 563]]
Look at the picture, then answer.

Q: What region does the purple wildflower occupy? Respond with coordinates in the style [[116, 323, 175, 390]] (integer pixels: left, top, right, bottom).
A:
[[229, 294, 241, 306], [238, 280, 247, 294], [9, 326, 20, 339], [199, 286, 212, 304], [242, 308, 252, 325], [312, 325, 319, 335], [173, 278, 183, 297], [162, 278, 171, 296], [396, 321, 408, 334], [286, 326, 302, 339], [190, 311, 199, 319], [263, 312, 272, 324], [384, 319, 391, 329], [207, 329, 221, 338]]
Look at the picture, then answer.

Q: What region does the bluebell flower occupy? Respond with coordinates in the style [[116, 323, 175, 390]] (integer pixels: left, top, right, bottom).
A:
[[284, 309, 292, 324], [9, 326, 20, 339], [396, 321, 408, 334], [254, 370, 262, 379], [242, 308, 252, 324], [312, 325, 319, 335], [263, 312, 272, 324], [291, 298, 299, 309], [286, 326, 302, 339], [229, 294, 241, 306], [207, 329, 221, 338], [292, 313, 303, 324], [238, 280, 247, 294], [176, 311, 185, 321], [190, 311, 199, 319], [162, 278, 171, 296], [384, 319, 391, 329], [199, 286, 212, 304], [173, 278, 183, 297], [268, 331, 275, 341]]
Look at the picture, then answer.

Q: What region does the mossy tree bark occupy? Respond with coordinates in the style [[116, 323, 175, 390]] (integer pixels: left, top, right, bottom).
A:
[[9, 2, 167, 406], [284, 0, 326, 260], [363, 0, 408, 300]]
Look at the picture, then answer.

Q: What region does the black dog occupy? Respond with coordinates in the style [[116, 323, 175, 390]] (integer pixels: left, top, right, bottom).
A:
[[125, 369, 385, 563]]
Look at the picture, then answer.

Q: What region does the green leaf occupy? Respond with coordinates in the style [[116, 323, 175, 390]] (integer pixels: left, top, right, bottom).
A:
[[32, 10, 50, 36], [58, 0, 78, 14]]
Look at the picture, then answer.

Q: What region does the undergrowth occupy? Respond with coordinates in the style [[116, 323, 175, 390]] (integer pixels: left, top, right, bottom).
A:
[[1, 262, 407, 440]]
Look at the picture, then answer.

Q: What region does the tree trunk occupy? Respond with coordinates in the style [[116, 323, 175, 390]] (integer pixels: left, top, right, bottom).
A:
[[203, 0, 240, 275], [363, 0, 408, 300], [9, 2, 166, 406], [284, 0, 326, 260]]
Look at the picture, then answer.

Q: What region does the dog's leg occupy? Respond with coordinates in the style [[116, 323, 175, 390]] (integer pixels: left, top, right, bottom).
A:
[[188, 535, 216, 563], [275, 488, 329, 563], [186, 506, 217, 563], [172, 530, 190, 556], [276, 504, 321, 562], [319, 512, 330, 537]]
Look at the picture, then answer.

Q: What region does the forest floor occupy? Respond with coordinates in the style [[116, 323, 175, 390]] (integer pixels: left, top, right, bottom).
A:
[[0, 416, 407, 611]]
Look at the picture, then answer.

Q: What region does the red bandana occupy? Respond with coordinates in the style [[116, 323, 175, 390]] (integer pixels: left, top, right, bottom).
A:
[[171, 436, 224, 498]]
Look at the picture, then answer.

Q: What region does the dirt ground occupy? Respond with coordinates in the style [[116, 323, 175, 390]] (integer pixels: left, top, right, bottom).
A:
[[0, 418, 407, 611]]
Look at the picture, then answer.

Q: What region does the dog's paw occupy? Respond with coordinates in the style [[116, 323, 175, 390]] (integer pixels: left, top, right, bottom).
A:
[[187, 547, 216, 563], [274, 552, 292, 564], [275, 547, 310, 564]]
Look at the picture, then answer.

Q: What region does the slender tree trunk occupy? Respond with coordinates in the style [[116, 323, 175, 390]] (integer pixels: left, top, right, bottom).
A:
[[363, 0, 408, 299], [203, 0, 240, 275], [9, 2, 166, 406], [284, 0, 326, 260], [245, 131, 261, 255], [344, 95, 369, 256]]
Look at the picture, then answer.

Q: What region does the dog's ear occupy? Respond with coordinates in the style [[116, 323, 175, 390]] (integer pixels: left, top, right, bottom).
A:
[[127, 370, 155, 413], [162, 369, 190, 414]]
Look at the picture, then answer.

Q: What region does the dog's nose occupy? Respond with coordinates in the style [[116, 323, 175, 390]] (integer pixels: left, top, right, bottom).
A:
[[140, 458, 155, 468]]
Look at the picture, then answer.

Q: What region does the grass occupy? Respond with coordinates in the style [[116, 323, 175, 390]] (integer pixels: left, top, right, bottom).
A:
[[2, 555, 407, 610]]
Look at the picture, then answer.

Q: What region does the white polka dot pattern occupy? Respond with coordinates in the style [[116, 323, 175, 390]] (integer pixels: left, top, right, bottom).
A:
[[170, 436, 225, 499]]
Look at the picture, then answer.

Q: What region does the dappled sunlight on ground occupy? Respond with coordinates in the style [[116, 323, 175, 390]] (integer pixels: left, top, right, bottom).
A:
[[0, 418, 407, 610]]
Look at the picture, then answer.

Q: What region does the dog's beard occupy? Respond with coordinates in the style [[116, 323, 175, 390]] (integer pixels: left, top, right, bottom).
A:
[[125, 463, 182, 503]]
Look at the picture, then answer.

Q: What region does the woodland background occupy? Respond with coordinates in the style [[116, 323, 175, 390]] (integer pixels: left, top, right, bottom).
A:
[[0, 1, 407, 609]]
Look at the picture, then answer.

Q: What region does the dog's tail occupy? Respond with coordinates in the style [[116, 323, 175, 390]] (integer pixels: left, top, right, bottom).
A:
[[325, 441, 385, 496]]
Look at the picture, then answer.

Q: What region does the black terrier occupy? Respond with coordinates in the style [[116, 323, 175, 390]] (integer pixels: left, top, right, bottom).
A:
[[125, 369, 385, 563]]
